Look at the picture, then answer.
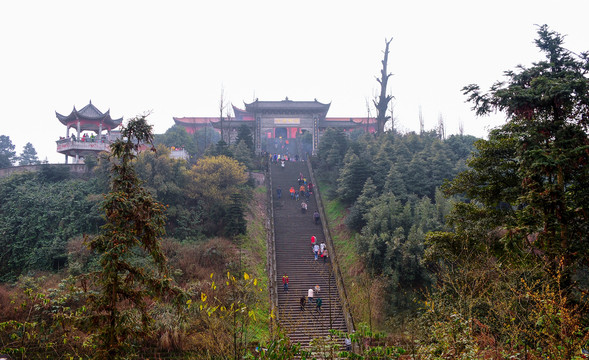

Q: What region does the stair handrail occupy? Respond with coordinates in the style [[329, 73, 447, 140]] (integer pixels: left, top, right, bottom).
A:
[[266, 162, 280, 332], [306, 159, 356, 335]]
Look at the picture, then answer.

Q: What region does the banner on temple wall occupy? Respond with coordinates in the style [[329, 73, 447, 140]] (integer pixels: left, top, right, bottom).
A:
[[274, 118, 300, 125]]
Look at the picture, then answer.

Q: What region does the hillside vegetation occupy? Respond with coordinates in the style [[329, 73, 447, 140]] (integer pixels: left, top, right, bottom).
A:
[[318, 26, 589, 359]]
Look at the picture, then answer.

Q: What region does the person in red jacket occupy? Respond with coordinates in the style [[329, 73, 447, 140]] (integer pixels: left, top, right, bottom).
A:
[[282, 273, 289, 292]]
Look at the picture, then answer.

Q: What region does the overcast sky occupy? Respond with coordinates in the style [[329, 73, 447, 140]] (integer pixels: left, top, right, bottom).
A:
[[0, 0, 587, 164]]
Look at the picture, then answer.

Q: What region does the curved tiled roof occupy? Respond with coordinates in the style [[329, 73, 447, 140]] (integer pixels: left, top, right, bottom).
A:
[[56, 101, 123, 129], [173, 117, 220, 125], [244, 98, 330, 113]]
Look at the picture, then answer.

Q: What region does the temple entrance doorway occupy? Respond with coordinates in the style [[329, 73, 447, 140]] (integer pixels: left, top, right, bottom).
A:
[[275, 127, 287, 139]]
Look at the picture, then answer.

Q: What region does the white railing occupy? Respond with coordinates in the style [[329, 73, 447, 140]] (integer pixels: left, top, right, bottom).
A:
[[56, 139, 111, 152]]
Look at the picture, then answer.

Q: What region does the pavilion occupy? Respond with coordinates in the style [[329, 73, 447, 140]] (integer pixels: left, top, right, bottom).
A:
[[55, 101, 122, 164]]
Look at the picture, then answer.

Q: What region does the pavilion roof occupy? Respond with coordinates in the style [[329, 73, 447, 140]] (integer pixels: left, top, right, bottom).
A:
[[56, 101, 123, 128], [232, 105, 255, 121]]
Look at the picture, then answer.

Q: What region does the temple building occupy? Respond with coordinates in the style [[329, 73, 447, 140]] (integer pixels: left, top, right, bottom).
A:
[[55, 101, 122, 164], [174, 98, 376, 155]]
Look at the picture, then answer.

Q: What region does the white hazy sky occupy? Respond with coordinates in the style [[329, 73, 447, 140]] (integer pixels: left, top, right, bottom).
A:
[[0, 0, 587, 163]]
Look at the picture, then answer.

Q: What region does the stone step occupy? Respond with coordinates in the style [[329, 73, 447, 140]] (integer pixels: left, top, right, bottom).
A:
[[270, 161, 349, 349]]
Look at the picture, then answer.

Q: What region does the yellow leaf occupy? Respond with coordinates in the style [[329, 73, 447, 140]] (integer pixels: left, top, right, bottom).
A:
[[201, 292, 207, 302], [244, 272, 250, 280], [254, 278, 257, 286]]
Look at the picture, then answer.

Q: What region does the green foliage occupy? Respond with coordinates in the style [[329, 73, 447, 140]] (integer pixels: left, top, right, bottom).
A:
[[207, 139, 232, 158], [87, 115, 185, 359], [422, 25, 589, 358], [196, 271, 269, 359], [231, 140, 255, 169], [345, 178, 378, 232], [0, 135, 16, 168], [0, 172, 102, 281], [155, 124, 197, 156], [337, 149, 371, 204], [316, 127, 476, 324], [316, 128, 349, 173], [331, 323, 407, 359], [187, 155, 248, 209], [244, 336, 308, 359], [225, 193, 247, 237], [0, 275, 91, 359], [236, 124, 254, 151], [458, 25, 589, 288], [38, 164, 72, 182], [17, 143, 39, 166], [131, 144, 206, 240], [194, 126, 221, 155]]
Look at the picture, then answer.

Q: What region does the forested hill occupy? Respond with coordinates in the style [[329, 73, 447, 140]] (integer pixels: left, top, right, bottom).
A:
[[0, 144, 253, 282], [313, 129, 478, 321]]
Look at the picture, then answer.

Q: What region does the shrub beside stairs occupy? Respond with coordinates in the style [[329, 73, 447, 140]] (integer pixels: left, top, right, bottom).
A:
[[270, 160, 348, 348]]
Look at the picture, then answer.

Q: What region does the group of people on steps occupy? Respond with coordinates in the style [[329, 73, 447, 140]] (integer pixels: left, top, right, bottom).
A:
[[278, 170, 326, 315]]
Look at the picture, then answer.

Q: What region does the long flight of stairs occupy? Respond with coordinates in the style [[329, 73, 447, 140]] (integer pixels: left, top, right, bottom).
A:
[[270, 160, 348, 348]]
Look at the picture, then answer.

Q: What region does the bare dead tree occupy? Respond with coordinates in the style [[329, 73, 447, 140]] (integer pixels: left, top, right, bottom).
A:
[[437, 113, 446, 140], [388, 93, 397, 133], [373, 37, 394, 136], [458, 120, 464, 136], [419, 105, 424, 135], [219, 87, 228, 143], [365, 98, 372, 134], [226, 106, 233, 146]]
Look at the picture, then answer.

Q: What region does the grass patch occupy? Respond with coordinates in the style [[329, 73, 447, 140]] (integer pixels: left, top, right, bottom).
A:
[[240, 185, 270, 340], [317, 182, 374, 328]]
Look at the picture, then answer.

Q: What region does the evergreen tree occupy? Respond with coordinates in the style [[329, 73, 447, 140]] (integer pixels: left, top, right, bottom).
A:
[[17, 142, 40, 165], [316, 128, 348, 172], [0, 135, 16, 168], [337, 149, 370, 204], [87, 115, 184, 359], [195, 126, 221, 154], [225, 193, 247, 237], [371, 142, 394, 192], [457, 25, 589, 288], [231, 140, 254, 169], [383, 165, 407, 201], [346, 177, 377, 232], [429, 140, 454, 188], [235, 124, 254, 151], [404, 152, 430, 197], [208, 139, 232, 158]]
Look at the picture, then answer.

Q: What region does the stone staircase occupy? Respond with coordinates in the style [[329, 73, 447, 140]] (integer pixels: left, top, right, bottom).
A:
[[270, 160, 348, 348]]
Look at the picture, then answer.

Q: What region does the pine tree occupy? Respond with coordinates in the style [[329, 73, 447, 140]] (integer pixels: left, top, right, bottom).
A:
[[225, 192, 247, 237], [459, 25, 589, 288], [0, 135, 16, 168], [18, 142, 40, 165], [337, 149, 370, 204], [346, 177, 378, 232], [236, 124, 254, 152], [87, 115, 185, 359]]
